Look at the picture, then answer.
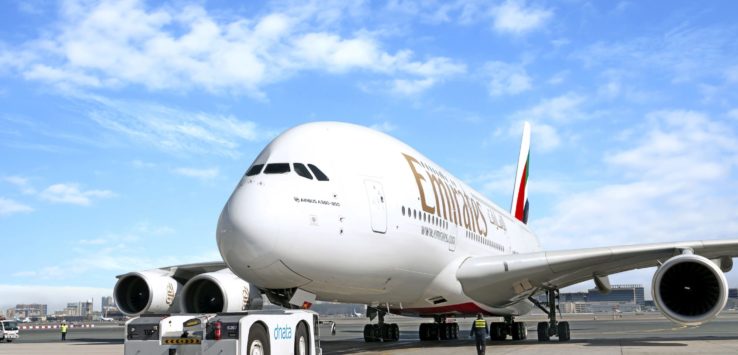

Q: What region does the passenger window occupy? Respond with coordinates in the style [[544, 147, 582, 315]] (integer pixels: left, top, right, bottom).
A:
[[293, 163, 313, 180], [264, 163, 291, 174], [308, 164, 329, 181], [245, 164, 264, 176]]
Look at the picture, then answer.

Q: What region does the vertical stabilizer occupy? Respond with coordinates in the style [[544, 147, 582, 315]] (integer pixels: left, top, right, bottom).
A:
[[511, 122, 531, 224]]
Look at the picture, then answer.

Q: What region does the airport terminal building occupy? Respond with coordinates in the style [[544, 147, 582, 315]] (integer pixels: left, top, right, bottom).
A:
[[535, 284, 646, 313]]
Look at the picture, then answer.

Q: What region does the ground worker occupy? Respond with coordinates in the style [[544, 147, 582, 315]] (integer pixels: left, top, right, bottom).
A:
[[470, 313, 488, 355], [60, 322, 68, 341]]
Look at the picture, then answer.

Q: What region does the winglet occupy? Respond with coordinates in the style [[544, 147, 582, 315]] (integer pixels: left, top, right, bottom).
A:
[[511, 122, 531, 224]]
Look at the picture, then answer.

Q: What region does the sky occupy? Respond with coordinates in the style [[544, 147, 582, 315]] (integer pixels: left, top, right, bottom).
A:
[[1, 0, 738, 313]]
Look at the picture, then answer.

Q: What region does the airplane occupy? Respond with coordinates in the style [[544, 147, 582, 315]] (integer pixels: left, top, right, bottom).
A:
[[352, 306, 365, 318], [15, 317, 31, 323], [114, 121, 738, 343]]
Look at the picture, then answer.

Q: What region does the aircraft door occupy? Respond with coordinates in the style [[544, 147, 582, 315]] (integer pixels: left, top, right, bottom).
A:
[[447, 223, 457, 252], [363, 180, 387, 234]]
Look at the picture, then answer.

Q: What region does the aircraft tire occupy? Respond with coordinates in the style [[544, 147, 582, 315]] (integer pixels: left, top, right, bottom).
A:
[[558, 321, 570, 342], [490, 322, 505, 340], [364, 324, 375, 342], [537, 322, 549, 341]]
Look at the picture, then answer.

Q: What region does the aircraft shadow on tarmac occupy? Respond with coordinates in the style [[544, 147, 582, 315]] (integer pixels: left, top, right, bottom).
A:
[[323, 335, 738, 354], [579, 336, 738, 348], [63, 338, 124, 345]]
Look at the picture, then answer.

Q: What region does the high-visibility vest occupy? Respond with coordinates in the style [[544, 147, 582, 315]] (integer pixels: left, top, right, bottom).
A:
[[474, 319, 487, 329], [61, 324, 68, 332]]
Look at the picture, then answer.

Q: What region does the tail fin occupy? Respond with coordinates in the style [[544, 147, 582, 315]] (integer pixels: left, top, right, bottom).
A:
[[511, 122, 531, 224]]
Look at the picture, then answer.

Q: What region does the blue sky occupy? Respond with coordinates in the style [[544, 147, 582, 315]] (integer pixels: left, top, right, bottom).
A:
[[2, 0, 738, 312]]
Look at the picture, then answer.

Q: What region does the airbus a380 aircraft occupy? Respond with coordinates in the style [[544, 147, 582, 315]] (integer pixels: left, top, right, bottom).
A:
[[115, 121, 738, 342]]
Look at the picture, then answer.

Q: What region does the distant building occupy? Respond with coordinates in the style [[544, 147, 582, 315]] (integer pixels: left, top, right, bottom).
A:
[[62, 300, 94, 318], [729, 288, 738, 299], [533, 284, 646, 313], [101, 296, 114, 312], [560, 292, 588, 303], [15, 304, 47, 319], [590, 302, 640, 313], [588, 284, 645, 306], [6, 309, 15, 319]]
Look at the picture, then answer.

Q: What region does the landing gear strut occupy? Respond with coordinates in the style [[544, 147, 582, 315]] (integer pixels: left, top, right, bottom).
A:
[[490, 316, 527, 341], [528, 289, 570, 342], [418, 315, 459, 341], [363, 310, 400, 342]]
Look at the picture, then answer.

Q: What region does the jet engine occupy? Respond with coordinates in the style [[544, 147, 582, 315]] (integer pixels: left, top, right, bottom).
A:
[[652, 253, 728, 326], [114, 270, 182, 316], [180, 268, 263, 313]]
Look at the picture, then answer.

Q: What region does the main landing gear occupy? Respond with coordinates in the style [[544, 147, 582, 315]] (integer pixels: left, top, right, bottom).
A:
[[489, 316, 527, 340], [363, 310, 400, 342], [528, 289, 570, 342], [418, 315, 459, 341]]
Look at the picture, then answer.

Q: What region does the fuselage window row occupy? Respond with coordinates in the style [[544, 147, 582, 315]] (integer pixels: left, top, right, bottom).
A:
[[403, 206, 449, 230], [404, 205, 506, 250]]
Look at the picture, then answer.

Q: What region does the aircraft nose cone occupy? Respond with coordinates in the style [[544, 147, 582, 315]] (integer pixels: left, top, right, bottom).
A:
[[216, 185, 278, 272]]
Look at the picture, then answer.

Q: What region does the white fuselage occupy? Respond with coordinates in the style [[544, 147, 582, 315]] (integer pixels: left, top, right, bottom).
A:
[[217, 122, 542, 317]]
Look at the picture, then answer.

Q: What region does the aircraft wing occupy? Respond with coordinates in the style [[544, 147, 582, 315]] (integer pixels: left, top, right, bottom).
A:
[[115, 261, 227, 281], [456, 239, 738, 306]]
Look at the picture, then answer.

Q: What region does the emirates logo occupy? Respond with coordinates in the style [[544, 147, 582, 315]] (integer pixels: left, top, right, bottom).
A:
[[166, 283, 175, 305]]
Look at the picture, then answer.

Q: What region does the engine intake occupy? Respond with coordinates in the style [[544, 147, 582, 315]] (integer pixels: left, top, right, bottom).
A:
[[114, 270, 181, 316], [180, 268, 263, 313], [652, 253, 728, 326]]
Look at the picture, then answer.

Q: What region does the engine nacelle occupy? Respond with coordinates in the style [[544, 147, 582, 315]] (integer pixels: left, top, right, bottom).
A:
[[180, 268, 263, 313], [652, 253, 728, 326], [114, 270, 182, 316]]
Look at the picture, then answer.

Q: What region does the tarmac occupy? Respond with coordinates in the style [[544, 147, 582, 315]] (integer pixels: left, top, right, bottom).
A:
[[3, 312, 738, 354]]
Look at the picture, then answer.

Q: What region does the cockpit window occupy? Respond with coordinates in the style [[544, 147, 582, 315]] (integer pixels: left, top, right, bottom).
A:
[[308, 164, 329, 181], [293, 163, 313, 180], [245, 164, 264, 176], [264, 163, 291, 174]]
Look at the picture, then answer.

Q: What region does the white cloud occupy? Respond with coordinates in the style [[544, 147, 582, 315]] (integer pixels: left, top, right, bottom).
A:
[[533, 123, 562, 152], [370, 121, 397, 133], [729, 109, 738, 120], [173, 167, 220, 180], [485, 61, 532, 96], [3, 175, 36, 194], [725, 65, 738, 83], [39, 183, 115, 206], [3, 0, 465, 96], [490, 0, 553, 35], [17, 1, 47, 15], [0, 197, 33, 216], [87, 96, 267, 157], [390, 78, 436, 95], [131, 159, 156, 168], [512, 93, 586, 123], [577, 26, 737, 83], [133, 222, 175, 236], [500, 93, 587, 153], [533, 110, 738, 251], [547, 70, 567, 85]]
